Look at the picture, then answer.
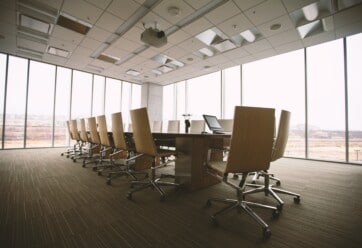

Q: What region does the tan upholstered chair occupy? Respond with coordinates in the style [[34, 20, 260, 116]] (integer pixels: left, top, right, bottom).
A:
[[95, 115, 114, 175], [205, 106, 279, 239], [167, 120, 180, 133], [61, 120, 78, 158], [189, 120, 205, 133], [68, 119, 83, 162], [106, 112, 147, 185], [151, 120, 163, 132], [127, 107, 179, 201], [244, 110, 301, 210], [84, 117, 102, 168]]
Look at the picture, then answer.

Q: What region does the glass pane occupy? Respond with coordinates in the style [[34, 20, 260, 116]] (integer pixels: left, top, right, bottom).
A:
[[105, 78, 122, 116], [71, 70, 92, 119], [92, 75, 105, 116], [163, 84, 174, 121], [0, 54, 6, 148], [187, 72, 221, 119], [26, 61, 55, 147], [176, 81, 186, 120], [54, 67, 71, 147], [121, 81, 131, 126], [347, 33, 362, 164], [243, 50, 305, 158], [131, 83, 141, 109], [307, 39, 345, 161], [223, 66, 241, 118], [4, 56, 28, 148]]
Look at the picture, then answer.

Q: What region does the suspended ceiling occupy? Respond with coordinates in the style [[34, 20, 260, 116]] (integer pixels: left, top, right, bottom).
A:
[[0, 0, 361, 86]]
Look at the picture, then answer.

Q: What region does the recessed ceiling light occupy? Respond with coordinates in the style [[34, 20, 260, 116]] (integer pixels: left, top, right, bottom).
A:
[[240, 30, 256, 42], [168, 6, 181, 16], [270, 23, 281, 30], [126, 69, 141, 76], [187, 57, 193, 61], [47, 46, 70, 58]]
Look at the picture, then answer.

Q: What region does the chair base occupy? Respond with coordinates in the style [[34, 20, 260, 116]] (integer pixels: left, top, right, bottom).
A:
[[244, 173, 301, 210], [127, 173, 179, 201], [106, 166, 148, 185], [205, 197, 278, 239]]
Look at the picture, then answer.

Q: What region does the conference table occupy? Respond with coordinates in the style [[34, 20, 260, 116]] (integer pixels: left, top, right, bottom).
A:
[[124, 132, 231, 191]]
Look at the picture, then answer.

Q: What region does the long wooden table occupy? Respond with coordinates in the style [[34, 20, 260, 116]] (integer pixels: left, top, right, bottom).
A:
[[126, 132, 231, 191]]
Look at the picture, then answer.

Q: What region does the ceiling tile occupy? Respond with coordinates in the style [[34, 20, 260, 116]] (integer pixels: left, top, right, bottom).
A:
[[166, 29, 191, 45], [257, 14, 295, 37], [274, 40, 304, 54], [62, 0, 103, 25], [95, 11, 125, 33], [184, 0, 210, 9], [232, 0, 266, 11], [333, 4, 362, 29], [52, 25, 85, 45], [84, 0, 112, 10], [79, 37, 102, 50], [267, 28, 301, 47], [164, 45, 189, 58], [42, 53, 68, 65], [177, 37, 205, 52], [36, 0, 63, 9], [216, 13, 253, 37], [152, 0, 195, 25], [243, 39, 272, 54], [205, 1, 241, 25], [107, 0, 140, 20], [281, 0, 317, 12], [86, 26, 112, 42], [222, 46, 250, 59], [123, 26, 144, 44], [181, 17, 213, 36], [244, 0, 286, 26], [113, 37, 143, 52]]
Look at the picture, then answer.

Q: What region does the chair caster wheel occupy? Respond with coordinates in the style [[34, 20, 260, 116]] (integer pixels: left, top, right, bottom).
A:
[[262, 228, 271, 239], [126, 193, 132, 200], [277, 204, 283, 211], [97, 171, 102, 176], [160, 195, 166, 202], [251, 180, 256, 184], [106, 179, 111, 185], [61, 153, 64, 156], [272, 209, 280, 218], [205, 200, 211, 208], [92, 167, 97, 171], [232, 174, 239, 179], [276, 181, 281, 186], [294, 197, 300, 204], [66, 155, 69, 158], [210, 216, 218, 226], [73, 159, 76, 162]]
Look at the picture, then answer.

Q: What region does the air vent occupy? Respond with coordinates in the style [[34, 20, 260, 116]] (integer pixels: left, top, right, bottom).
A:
[[97, 54, 120, 64], [47, 46, 70, 58], [56, 13, 92, 35], [19, 14, 52, 34]]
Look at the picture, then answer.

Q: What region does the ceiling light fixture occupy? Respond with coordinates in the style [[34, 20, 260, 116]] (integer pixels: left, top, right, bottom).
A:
[[270, 23, 281, 30], [168, 6, 180, 16], [126, 69, 141, 76], [240, 30, 256, 42], [47, 46, 70, 58], [302, 2, 319, 21]]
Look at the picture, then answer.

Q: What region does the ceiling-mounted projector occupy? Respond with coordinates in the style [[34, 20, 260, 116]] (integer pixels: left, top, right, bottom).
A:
[[140, 27, 167, 48]]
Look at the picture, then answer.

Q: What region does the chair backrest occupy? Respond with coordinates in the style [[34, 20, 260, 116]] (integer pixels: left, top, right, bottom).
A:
[[218, 119, 233, 132], [69, 119, 81, 141], [97, 115, 112, 147], [190, 120, 205, 133], [79, 118, 89, 143], [152, 120, 163, 132], [87, 117, 101, 144], [167, 120, 180, 133], [225, 106, 275, 173], [66, 120, 74, 140], [128, 123, 133, 132], [111, 112, 128, 150], [271, 110, 291, 162], [130, 107, 157, 156]]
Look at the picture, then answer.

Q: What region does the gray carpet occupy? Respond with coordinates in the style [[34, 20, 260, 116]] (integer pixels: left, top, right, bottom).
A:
[[0, 148, 361, 248]]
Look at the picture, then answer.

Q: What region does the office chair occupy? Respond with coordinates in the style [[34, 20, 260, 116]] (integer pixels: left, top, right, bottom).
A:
[[106, 112, 148, 185], [189, 120, 205, 133], [205, 106, 279, 238], [83, 116, 102, 168], [167, 120, 180, 133], [151, 120, 163, 132], [61, 120, 78, 158], [243, 110, 301, 210], [127, 107, 180, 201], [69, 119, 83, 162], [95, 115, 114, 175]]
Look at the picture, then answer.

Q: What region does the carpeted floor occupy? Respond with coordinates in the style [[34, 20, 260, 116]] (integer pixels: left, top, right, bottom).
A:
[[0, 148, 361, 248]]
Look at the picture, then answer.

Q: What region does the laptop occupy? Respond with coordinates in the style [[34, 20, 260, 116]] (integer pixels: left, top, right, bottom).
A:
[[202, 114, 231, 134]]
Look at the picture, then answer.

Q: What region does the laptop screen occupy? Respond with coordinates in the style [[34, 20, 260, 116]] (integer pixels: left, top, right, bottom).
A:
[[203, 115, 224, 133]]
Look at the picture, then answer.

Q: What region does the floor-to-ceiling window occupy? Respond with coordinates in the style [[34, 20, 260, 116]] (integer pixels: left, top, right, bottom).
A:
[[54, 67, 71, 147], [223, 66, 241, 119], [92, 75, 105, 117], [307, 39, 345, 161], [243, 50, 305, 157], [187, 72, 221, 119], [26, 61, 55, 147], [105, 78, 122, 117], [0, 54, 6, 148], [121, 81, 132, 126], [71, 71, 92, 119], [4, 56, 28, 148], [346, 33, 362, 164]]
